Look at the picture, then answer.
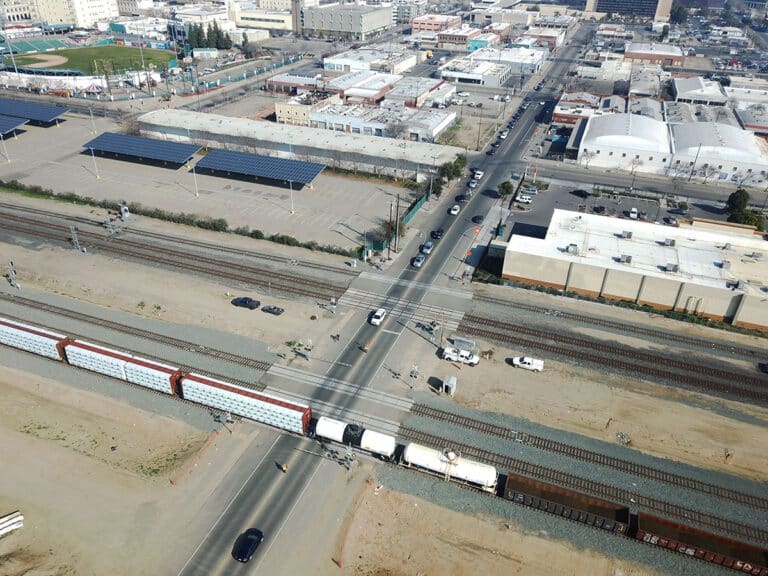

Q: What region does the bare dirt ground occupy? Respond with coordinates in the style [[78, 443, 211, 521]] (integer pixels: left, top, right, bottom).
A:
[[20, 54, 69, 68], [1, 195, 766, 574], [341, 480, 662, 576]]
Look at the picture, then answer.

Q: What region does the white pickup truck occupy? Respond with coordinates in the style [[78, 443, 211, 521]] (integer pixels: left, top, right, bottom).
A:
[[442, 347, 480, 366], [512, 357, 544, 372]]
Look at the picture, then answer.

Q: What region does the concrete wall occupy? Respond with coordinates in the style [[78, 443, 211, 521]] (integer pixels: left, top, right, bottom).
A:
[[502, 252, 570, 289], [675, 283, 741, 320], [600, 268, 643, 301], [565, 262, 605, 297], [732, 294, 768, 331], [637, 275, 681, 309]]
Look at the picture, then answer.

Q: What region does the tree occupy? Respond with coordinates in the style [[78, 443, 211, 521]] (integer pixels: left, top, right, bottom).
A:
[[726, 188, 749, 214], [670, 3, 688, 25], [498, 181, 515, 197], [205, 23, 216, 48], [187, 24, 198, 49], [242, 32, 249, 53], [728, 210, 765, 231]]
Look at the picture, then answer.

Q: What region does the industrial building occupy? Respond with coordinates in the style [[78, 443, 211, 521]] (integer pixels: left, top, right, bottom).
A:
[[300, 4, 392, 41], [502, 209, 768, 331], [267, 70, 402, 105], [672, 76, 727, 106], [623, 43, 684, 67], [136, 108, 464, 180], [575, 113, 768, 182]]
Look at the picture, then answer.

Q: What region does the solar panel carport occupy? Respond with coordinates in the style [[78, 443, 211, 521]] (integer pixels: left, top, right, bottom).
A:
[[195, 149, 325, 186], [84, 132, 202, 165], [0, 98, 68, 123], [0, 114, 27, 136]]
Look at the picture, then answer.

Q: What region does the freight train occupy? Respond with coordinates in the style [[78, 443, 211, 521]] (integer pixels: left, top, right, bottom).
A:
[[1, 316, 766, 574]]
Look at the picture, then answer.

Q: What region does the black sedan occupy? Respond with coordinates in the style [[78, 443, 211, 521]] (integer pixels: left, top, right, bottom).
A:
[[471, 215, 484, 224], [431, 228, 444, 240], [231, 297, 260, 310], [262, 305, 285, 316], [233, 528, 264, 563]]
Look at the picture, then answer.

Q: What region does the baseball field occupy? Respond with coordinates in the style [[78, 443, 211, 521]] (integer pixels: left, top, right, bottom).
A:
[[10, 45, 176, 75]]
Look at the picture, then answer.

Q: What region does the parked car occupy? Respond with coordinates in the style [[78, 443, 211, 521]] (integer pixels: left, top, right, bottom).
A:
[[522, 185, 539, 195], [474, 170, 485, 179], [262, 305, 285, 315], [412, 254, 426, 268], [370, 308, 387, 326], [471, 215, 484, 224], [629, 207, 638, 219], [457, 91, 470, 97], [511, 356, 544, 372], [518, 195, 533, 204], [449, 204, 461, 215], [421, 241, 434, 254], [231, 297, 260, 310], [431, 228, 444, 239], [499, 130, 509, 139], [468, 179, 478, 189], [233, 529, 264, 563], [486, 148, 497, 156], [456, 194, 469, 203], [442, 347, 479, 366]]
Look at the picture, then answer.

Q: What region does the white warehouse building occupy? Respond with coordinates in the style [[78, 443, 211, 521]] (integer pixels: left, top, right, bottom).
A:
[[576, 114, 768, 184]]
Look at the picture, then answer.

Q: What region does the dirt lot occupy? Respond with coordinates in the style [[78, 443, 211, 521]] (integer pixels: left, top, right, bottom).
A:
[[1, 195, 766, 574]]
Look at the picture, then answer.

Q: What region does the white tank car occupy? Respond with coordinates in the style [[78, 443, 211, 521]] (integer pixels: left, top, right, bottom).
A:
[[402, 443, 497, 492], [314, 416, 347, 443], [360, 429, 396, 460]]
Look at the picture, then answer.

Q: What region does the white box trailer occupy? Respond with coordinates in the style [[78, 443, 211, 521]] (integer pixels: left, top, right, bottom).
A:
[[180, 373, 311, 435], [402, 443, 497, 492], [360, 429, 396, 460], [0, 317, 66, 360], [63, 340, 130, 381], [314, 416, 347, 443]]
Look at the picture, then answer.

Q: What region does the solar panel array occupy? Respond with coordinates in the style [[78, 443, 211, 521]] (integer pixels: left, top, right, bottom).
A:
[[85, 132, 202, 164], [0, 98, 68, 123], [0, 114, 27, 135], [196, 149, 325, 185]]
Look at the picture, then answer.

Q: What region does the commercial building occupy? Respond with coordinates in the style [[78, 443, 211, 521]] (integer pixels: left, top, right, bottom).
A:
[[553, 92, 627, 126], [18, 0, 120, 27], [584, 0, 672, 22], [596, 24, 634, 40], [664, 101, 738, 126], [267, 70, 404, 104], [672, 76, 727, 106], [324, 44, 417, 74], [724, 76, 768, 109], [437, 26, 482, 50], [469, 7, 534, 27], [521, 27, 565, 48], [300, 5, 392, 41], [628, 97, 664, 121], [467, 33, 500, 51], [232, 4, 294, 33], [275, 91, 342, 126], [439, 58, 511, 88], [411, 14, 460, 32], [734, 106, 768, 136], [136, 108, 464, 180], [384, 76, 445, 108], [624, 42, 684, 67], [502, 209, 768, 331], [472, 46, 548, 74], [116, 0, 154, 16]]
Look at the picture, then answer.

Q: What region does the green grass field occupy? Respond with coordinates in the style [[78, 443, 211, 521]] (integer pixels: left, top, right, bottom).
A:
[[11, 45, 176, 75]]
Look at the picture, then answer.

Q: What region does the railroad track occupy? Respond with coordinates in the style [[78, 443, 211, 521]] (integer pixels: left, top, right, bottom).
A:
[[399, 427, 768, 546], [0, 212, 345, 300], [475, 294, 764, 359], [459, 317, 768, 404], [411, 404, 768, 512], [0, 201, 358, 279], [0, 292, 272, 374]]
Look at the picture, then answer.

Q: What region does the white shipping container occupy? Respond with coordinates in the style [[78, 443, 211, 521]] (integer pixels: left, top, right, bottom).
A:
[[124, 355, 179, 395], [64, 341, 128, 381], [314, 416, 347, 443], [181, 373, 309, 435], [0, 318, 65, 360], [360, 429, 396, 459]]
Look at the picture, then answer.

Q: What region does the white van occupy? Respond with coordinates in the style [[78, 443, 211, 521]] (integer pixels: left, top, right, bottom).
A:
[[518, 195, 533, 204], [629, 207, 638, 219]]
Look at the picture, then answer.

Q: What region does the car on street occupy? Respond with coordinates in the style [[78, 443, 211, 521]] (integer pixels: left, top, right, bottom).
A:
[[524, 96, 531, 101], [468, 179, 478, 189], [231, 297, 260, 310], [370, 308, 387, 326], [233, 528, 264, 563], [421, 241, 434, 254], [431, 228, 444, 240], [499, 129, 509, 139], [471, 215, 484, 224], [412, 254, 426, 268], [457, 91, 470, 97], [474, 170, 485, 179], [262, 305, 285, 315], [486, 148, 497, 156], [456, 194, 469, 203], [449, 204, 461, 215]]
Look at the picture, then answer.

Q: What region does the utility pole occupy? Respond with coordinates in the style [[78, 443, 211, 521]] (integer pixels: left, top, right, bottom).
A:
[[387, 201, 393, 260], [394, 194, 401, 252]]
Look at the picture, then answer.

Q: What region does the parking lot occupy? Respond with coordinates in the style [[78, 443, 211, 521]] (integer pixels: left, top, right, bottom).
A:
[[0, 114, 415, 249]]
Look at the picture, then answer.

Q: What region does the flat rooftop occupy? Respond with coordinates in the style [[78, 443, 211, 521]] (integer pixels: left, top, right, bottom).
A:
[[507, 209, 768, 294], [626, 42, 684, 57]]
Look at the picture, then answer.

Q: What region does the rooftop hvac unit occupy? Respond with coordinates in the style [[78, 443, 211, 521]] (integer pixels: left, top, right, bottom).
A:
[[620, 230, 633, 239], [663, 238, 676, 247], [721, 260, 731, 270], [619, 254, 632, 263], [736, 280, 745, 290], [566, 243, 580, 255], [665, 263, 679, 272]]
